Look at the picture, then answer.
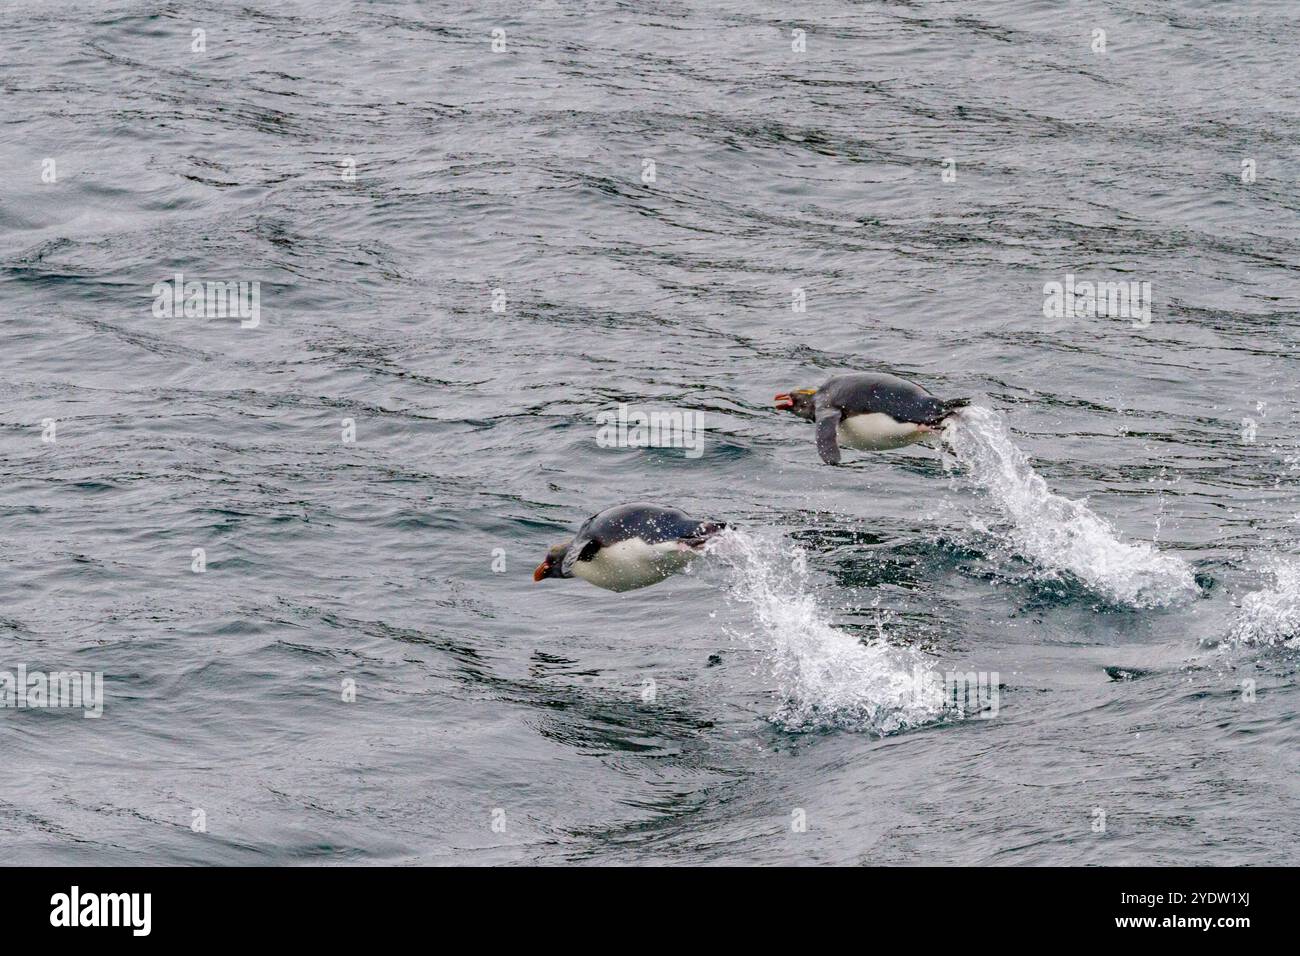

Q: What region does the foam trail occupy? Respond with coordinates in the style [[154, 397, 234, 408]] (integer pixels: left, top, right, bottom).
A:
[[942, 406, 1197, 607], [706, 529, 948, 735], [1228, 558, 1300, 648]]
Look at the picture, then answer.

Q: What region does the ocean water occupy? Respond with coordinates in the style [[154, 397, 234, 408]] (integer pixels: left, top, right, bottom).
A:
[[2, 0, 1299, 865]]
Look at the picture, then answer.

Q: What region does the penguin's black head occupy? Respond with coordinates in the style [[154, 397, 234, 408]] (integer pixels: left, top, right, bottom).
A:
[[774, 388, 816, 421], [533, 542, 570, 582]]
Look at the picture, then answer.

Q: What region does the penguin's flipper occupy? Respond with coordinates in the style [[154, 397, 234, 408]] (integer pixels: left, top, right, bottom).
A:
[[561, 532, 602, 575], [815, 410, 842, 465]]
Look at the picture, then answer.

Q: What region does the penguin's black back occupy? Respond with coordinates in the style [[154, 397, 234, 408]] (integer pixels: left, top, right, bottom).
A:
[[577, 503, 711, 548], [818, 372, 954, 426]]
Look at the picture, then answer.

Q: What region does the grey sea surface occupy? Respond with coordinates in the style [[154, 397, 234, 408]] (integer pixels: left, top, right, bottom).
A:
[[2, 0, 1299, 865]]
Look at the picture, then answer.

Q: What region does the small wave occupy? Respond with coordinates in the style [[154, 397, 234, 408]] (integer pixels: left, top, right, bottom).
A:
[[706, 529, 949, 735], [1228, 558, 1300, 648], [942, 406, 1197, 608]]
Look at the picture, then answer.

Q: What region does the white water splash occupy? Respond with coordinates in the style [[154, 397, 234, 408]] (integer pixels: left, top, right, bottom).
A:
[[1228, 558, 1300, 648], [942, 405, 1197, 607], [706, 529, 949, 735]]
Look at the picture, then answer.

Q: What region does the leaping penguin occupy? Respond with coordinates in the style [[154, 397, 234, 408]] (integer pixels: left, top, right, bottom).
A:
[[775, 372, 969, 464], [533, 503, 728, 592]]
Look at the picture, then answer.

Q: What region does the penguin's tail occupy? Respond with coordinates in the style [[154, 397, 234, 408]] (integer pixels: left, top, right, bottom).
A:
[[941, 397, 971, 418], [682, 521, 728, 548]]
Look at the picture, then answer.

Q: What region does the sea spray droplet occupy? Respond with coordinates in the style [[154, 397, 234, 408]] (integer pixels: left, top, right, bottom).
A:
[[1228, 558, 1300, 648], [704, 529, 950, 735], [942, 406, 1197, 607]]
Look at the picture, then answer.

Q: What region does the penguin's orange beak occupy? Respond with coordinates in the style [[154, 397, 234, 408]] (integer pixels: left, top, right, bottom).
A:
[[533, 558, 551, 582], [774, 392, 794, 410]]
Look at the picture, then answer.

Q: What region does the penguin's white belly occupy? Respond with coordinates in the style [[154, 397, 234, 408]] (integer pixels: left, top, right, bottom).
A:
[[572, 538, 697, 592], [838, 412, 931, 451]]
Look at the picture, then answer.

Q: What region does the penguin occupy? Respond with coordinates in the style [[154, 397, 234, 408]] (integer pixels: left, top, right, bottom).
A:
[[533, 503, 728, 592], [775, 372, 969, 464]]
